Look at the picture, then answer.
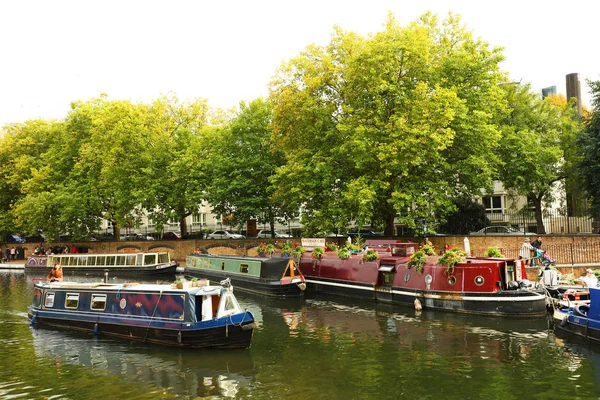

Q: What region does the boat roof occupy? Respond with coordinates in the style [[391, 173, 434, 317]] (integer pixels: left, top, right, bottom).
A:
[[35, 281, 224, 296]]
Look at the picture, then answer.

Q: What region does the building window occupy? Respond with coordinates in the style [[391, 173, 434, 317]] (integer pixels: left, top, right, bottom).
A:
[[193, 213, 207, 226], [483, 196, 504, 213]]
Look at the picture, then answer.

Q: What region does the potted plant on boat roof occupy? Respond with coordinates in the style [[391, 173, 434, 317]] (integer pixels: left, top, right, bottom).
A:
[[484, 246, 505, 258], [407, 250, 426, 274], [291, 245, 306, 261], [191, 277, 199, 287], [422, 244, 435, 256], [326, 242, 338, 252], [312, 246, 325, 260], [281, 241, 293, 258], [362, 249, 379, 262], [337, 247, 351, 260], [438, 249, 465, 275], [174, 278, 185, 289], [257, 242, 276, 257]]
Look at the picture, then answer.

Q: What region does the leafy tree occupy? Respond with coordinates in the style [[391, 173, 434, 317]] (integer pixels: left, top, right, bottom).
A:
[[496, 84, 582, 234], [269, 12, 506, 236], [205, 98, 294, 235], [63, 96, 151, 239], [140, 95, 212, 237], [437, 197, 490, 234], [578, 79, 600, 218]]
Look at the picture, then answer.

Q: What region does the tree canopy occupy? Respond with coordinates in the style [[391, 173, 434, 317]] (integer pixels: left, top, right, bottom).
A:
[[269, 12, 507, 235]]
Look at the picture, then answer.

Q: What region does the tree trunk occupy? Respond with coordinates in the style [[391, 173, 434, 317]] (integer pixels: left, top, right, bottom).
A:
[[532, 193, 546, 234], [179, 216, 188, 237], [384, 211, 396, 237]]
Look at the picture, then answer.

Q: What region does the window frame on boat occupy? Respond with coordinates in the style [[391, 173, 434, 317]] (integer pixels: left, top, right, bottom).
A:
[[144, 254, 157, 265], [45, 292, 55, 307], [91, 294, 107, 311], [240, 263, 249, 274], [65, 293, 80, 309]]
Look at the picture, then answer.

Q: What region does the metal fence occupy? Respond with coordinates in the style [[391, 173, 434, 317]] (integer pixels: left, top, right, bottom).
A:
[[471, 241, 600, 266], [485, 210, 599, 234]]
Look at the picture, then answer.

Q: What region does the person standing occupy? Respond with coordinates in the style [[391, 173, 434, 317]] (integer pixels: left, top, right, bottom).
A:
[[519, 238, 535, 266], [531, 237, 542, 265], [10, 247, 16, 261], [4, 248, 9, 263]]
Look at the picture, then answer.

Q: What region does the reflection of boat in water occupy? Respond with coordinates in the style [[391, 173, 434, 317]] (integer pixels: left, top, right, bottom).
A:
[[28, 279, 256, 348], [30, 328, 255, 398], [281, 293, 551, 360]]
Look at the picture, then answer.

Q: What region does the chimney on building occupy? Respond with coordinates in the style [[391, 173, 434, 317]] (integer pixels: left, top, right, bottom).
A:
[[565, 73, 582, 115]]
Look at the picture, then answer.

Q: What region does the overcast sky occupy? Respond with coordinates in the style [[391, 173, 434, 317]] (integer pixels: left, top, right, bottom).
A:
[[1, 0, 598, 127]]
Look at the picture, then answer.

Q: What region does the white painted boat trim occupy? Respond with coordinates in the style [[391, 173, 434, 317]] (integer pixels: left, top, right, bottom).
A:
[[305, 279, 546, 302]]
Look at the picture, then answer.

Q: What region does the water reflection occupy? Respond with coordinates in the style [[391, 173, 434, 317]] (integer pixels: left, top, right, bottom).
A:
[[31, 328, 255, 398], [3, 271, 600, 398]]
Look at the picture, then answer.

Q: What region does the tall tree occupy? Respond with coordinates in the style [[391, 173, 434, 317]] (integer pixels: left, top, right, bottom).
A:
[[140, 94, 212, 237], [269, 12, 506, 235], [578, 80, 600, 218], [496, 84, 582, 234], [205, 98, 293, 235]]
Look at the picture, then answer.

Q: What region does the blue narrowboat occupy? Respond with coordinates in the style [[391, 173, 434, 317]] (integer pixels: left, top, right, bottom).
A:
[[185, 254, 306, 297], [28, 279, 256, 348], [554, 287, 600, 343]]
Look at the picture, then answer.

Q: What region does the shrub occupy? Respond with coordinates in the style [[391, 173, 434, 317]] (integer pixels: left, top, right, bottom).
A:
[[326, 242, 338, 251]]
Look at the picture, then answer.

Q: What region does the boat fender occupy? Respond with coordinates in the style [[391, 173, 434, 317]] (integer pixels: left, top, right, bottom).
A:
[[561, 315, 568, 327], [30, 313, 37, 326], [414, 298, 422, 311], [93, 323, 99, 334], [297, 282, 307, 291], [177, 331, 182, 344]]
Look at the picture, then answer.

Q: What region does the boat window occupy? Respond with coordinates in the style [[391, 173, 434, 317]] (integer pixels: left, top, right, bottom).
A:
[[62, 257, 70, 266], [88, 256, 96, 266], [144, 254, 157, 265], [91, 294, 107, 310], [116, 256, 126, 266], [45, 293, 55, 307], [78, 256, 88, 266], [381, 272, 394, 286], [106, 256, 115, 265], [136, 254, 143, 265], [158, 253, 170, 264], [97, 256, 106, 265], [126, 255, 136, 265], [224, 295, 236, 312], [240, 264, 249, 274], [221, 262, 225, 271], [65, 293, 79, 309]]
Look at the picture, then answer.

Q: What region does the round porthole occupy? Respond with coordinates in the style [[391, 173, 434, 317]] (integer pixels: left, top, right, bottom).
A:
[[425, 274, 433, 285], [447, 275, 456, 285], [404, 273, 411, 282], [119, 298, 127, 309], [475, 276, 484, 286]]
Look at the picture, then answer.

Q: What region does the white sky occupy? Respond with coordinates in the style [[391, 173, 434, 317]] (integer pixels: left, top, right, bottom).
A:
[[1, 0, 598, 127]]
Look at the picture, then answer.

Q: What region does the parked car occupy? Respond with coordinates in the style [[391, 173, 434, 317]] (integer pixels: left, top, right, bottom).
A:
[[161, 231, 182, 240], [206, 230, 245, 240], [136, 234, 155, 241], [470, 226, 535, 235], [255, 230, 292, 238], [5, 234, 26, 244]]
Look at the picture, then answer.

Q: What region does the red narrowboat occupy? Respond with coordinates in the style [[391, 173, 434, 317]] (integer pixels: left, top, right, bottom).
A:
[[299, 241, 547, 317]]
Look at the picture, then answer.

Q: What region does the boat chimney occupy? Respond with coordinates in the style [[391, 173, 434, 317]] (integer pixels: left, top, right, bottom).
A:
[[104, 269, 109, 283]]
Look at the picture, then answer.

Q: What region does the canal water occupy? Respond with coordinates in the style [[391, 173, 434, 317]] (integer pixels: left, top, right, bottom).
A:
[[1, 269, 599, 399]]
